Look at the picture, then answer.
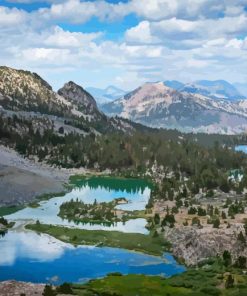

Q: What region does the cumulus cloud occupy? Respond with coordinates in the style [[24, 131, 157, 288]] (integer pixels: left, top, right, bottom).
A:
[[0, 6, 27, 26], [0, 0, 247, 90], [125, 14, 247, 48]]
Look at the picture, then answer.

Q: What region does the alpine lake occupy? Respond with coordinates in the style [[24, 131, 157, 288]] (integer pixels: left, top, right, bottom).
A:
[[0, 177, 185, 284]]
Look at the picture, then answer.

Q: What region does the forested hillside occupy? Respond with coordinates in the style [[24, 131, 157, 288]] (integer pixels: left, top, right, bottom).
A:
[[1, 66, 247, 195]]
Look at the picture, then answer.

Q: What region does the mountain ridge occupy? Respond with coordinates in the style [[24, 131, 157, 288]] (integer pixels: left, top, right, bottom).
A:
[[102, 81, 247, 134], [0, 66, 138, 137]]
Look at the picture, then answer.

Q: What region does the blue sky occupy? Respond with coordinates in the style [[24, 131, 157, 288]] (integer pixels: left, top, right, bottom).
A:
[[0, 0, 247, 91]]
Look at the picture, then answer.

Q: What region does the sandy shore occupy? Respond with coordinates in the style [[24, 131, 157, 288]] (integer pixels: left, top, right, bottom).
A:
[[0, 145, 88, 206]]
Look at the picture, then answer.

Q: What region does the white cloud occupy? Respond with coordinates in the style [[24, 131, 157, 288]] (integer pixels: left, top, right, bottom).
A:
[[0, 6, 27, 26], [0, 0, 247, 90], [125, 14, 247, 48], [43, 26, 102, 48]]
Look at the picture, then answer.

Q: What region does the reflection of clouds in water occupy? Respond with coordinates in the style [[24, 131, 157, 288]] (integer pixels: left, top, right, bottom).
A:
[[0, 231, 73, 266], [6, 184, 150, 234]]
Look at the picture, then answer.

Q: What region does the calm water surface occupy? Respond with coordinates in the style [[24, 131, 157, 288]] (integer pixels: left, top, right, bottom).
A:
[[6, 177, 152, 234], [0, 177, 186, 284], [0, 230, 185, 284]]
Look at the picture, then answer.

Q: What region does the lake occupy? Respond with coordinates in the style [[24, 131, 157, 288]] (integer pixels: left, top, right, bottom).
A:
[[235, 145, 247, 154], [6, 177, 152, 234], [0, 230, 185, 284], [0, 177, 186, 284]]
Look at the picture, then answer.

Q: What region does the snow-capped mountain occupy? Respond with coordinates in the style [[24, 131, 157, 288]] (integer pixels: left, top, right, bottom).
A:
[[102, 81, 247, 134], [86, 85, 127, 105], [180, 80, 244, 101]]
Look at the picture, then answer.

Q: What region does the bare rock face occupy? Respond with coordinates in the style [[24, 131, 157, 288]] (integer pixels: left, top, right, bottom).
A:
[[164, 224, 247, 266], [0, 281, 45, 296], [58, 81, 100, 119]]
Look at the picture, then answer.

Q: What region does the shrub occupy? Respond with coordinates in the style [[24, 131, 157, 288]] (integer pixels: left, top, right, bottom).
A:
[[56, 282, 73, 294]]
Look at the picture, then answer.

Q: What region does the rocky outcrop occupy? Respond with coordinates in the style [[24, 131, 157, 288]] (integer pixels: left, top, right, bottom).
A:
[[58, 81, 99, 118], [0, 281, 45, 296], [164, 224, 247, 266]]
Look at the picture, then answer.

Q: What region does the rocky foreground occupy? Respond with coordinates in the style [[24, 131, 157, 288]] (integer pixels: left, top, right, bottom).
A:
[[0, 281, 76, 296], [164, 224, 247, 266], [0, 281, 45, 296]]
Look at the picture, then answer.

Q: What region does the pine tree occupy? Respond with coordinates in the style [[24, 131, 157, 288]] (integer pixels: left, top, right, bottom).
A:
[[225, 274, 234, 289], [237, 231, 246, 244], [43, 285, 55, 296]]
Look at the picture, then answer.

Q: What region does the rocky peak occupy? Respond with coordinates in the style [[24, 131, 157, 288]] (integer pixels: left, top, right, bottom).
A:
[[102, 81, 247, 134], [118, 82, 182, 111], [58, 81, 97, 112]]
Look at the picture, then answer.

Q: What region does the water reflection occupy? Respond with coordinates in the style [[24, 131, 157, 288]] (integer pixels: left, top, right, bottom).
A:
[[0, 230, 186, 284], [0, 178, 186, 284], [6, 178, 151, 234], [0, 231, 71, 266], [70, 177, 153, 194]]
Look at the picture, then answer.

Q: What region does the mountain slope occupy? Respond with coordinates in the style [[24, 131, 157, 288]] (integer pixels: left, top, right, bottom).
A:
[[0, 66, 138, 138], [0, 66, 72, 116], [102, 82, 247, 134], [180, 80, 244, 101]]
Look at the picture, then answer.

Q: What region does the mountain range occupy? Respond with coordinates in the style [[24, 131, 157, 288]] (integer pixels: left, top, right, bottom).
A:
[[1, 66, 247, 135], [0, 66, 138, 138], [164, 80, 245, 101], [102, 81, 247, 134]]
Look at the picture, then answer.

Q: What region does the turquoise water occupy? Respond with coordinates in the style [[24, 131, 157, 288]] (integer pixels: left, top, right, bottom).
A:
[[0, 177, 186, 284]]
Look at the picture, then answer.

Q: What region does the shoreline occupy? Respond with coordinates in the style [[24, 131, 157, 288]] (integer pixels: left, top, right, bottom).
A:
[[25, 222, 170, 257]]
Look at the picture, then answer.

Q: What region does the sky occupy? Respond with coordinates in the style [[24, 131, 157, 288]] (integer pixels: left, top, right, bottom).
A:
[[0, 0, 247, 91]]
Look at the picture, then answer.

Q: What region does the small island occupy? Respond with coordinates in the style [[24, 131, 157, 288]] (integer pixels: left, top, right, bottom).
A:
[[0, 217, 14, 236], [58, 197, 137, 225]]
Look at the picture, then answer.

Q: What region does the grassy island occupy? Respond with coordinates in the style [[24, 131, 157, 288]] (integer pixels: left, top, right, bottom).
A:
[[59, 197, 127, 224], [58, 197, 150, 225], [26, 223, 170, 256], [0, 217, 15, 236]]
